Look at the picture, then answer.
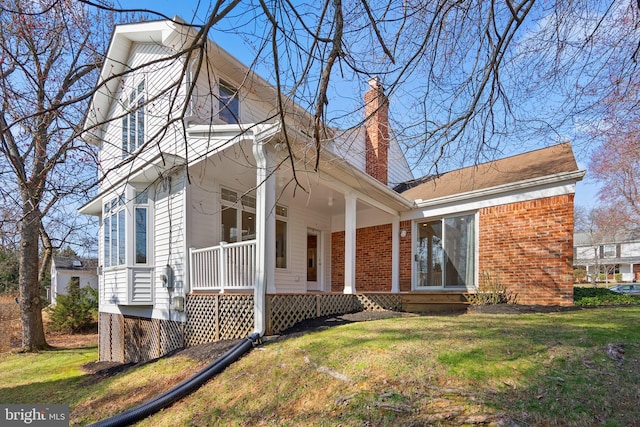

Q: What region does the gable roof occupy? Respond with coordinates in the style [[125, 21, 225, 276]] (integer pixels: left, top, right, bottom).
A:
[[400, 142, 583, 202], [52, 257, 98, 272]]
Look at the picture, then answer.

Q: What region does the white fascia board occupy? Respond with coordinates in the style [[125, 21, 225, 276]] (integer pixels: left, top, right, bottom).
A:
[[402, 171, 585, 221], [83, 20, 183, 144], [184, 122, 280, 167], [411, 170, 585, 209]]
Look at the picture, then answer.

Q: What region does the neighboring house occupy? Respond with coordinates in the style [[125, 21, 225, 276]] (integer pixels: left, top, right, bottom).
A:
[[80, 19, 585, 362], [50, 256, 98, 305], [574, 230, 640, 283]]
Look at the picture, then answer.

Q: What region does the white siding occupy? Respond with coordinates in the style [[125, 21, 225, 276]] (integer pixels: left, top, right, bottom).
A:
[[621, 242, 640, 258], [101, 268, 128, 308], [387, 131, 414, 186], [576, 246, 595, 260], [332, 127, 413, 188], [187, 163, 220, 250], [189, 67, 275, 126], [98, 42, 186, 187], [152, 171, 186, 321], [51, 270, 98, 305]]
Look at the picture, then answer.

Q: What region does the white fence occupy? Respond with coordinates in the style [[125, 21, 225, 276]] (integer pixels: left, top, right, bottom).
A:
[[190, 240, 256, 291]]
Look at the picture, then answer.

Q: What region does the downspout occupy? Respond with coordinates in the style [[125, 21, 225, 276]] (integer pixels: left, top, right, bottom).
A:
[[182, 165, 191, 295], [252, 123, 279, 336]]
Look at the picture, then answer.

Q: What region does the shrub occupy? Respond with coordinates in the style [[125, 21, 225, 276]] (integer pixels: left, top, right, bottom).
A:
[[466, 271, 517, 305], [573, 268, 587, 283], [48, 279, 98, 333], [574, 287, 640, 307]]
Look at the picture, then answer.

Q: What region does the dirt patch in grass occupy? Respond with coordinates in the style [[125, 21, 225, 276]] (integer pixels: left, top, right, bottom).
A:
[[47, 332, 98, 349], [467, 303, 584, 314]]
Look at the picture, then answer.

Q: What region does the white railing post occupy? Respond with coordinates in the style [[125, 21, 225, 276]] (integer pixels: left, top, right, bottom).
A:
[[189, 247, 195, 289], [219, 241, 227, 293], [189, 240, 257, 292]]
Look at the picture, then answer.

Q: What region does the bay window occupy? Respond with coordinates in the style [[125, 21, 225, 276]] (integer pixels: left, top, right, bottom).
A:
[[102, 187, 151, 269], [135, 190, 149, 264], [103, 194, 125, 268]]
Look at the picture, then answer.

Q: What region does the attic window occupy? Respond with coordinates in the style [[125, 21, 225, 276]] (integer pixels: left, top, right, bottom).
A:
[[122, 79, 145, 158], [219, 81, 239, 124]]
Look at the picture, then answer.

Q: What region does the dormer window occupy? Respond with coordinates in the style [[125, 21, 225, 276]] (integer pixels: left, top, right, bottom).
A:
[[122, 79, 145, 158], [219, 81, 239, 124]]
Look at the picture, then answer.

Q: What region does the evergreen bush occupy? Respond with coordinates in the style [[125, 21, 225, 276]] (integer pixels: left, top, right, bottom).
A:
[[48, 278, 98, 333]]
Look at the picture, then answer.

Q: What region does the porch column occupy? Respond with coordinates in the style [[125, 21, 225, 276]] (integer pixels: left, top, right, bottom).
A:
[[253, 138, 276, 335], [391, 216, 400, 293], [344, 192, 357, 294]]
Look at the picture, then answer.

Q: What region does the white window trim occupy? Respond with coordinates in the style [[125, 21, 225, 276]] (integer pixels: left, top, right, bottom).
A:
[[411, 211, 478, 291], [102, 185, 154, 271], [218, 80, 240, 124], [219, 186, 288, 268], [275, 206, 288, 270], [121, 77, 146, 158]]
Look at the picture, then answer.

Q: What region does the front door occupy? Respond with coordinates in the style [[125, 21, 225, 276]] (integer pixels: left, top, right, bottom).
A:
[[307, 230, 321, 291]]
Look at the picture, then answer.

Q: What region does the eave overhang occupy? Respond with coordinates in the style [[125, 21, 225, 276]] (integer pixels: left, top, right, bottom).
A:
[[78, 153, 185, 216], [413, 170, 586, 209]]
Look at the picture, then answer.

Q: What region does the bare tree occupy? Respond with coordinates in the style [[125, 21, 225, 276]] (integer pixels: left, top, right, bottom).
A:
[[0, 0, 108, 351], [2, 0, 639, 350], [588, 111, 640, 225], [575, 205, 629, 285]]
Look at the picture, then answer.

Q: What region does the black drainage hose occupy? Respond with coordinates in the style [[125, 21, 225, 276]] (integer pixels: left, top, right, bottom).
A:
[[90, 332, 261, 427]]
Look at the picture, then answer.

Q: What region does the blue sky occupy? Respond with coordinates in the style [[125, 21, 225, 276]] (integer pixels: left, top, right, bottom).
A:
[[115, 1, 600, 209]]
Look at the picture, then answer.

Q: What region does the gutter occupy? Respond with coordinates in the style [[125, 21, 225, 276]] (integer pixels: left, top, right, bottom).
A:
[[413, 170, 586, 209]]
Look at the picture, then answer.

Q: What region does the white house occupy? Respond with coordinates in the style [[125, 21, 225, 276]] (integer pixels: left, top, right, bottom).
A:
[[574, 230, 640, 283], [80, 18, 585, 362], [49, 257, 98, 305]]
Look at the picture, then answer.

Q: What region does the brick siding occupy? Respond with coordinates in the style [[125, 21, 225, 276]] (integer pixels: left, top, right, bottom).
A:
[[331, 221, 412, 293], [331, 195, 574, 306], [479, 194, 575, 306]]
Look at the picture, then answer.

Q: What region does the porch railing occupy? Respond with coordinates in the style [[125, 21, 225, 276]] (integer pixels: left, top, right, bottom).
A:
[[190, 240, 256, 292]]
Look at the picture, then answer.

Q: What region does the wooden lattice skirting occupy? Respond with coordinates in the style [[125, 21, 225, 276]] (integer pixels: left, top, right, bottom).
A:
[[185, 294, 254, 346], [97, 293, 405, 362], [98, 312, 183, 363]]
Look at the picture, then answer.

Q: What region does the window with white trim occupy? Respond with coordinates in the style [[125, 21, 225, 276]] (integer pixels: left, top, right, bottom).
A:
[[122, 79, 145, 158], [599, 244, 617, 259], [221, 188, 255, 242], [103, 194, 126, 268], [416, 213, 475, 288], [275, 205, 288, 269], [220, 188, 287, 268], [219, 81, 239, 124], [134, 190, 149, 264]]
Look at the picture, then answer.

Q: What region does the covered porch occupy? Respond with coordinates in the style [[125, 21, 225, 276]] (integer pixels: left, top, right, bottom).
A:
[[185, 122, 413, 298]]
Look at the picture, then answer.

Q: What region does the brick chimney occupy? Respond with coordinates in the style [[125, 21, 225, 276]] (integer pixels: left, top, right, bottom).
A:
[[364, 77, 389, 185]]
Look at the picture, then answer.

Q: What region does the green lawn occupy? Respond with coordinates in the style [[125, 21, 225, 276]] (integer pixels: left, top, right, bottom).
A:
[[1, 307, 639, 426]]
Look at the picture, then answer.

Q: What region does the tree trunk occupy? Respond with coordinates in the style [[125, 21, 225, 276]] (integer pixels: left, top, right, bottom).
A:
[[19, 204, 48, 351]]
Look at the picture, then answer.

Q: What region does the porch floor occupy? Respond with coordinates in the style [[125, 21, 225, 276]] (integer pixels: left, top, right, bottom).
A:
[[399, 292, 470, 313]]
